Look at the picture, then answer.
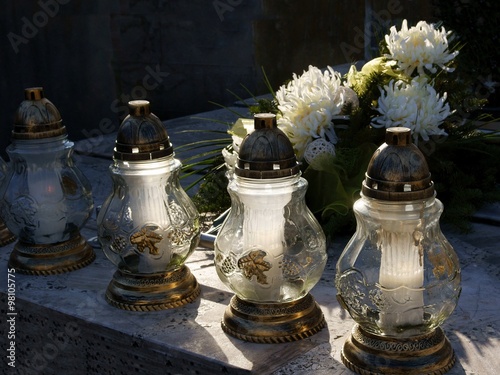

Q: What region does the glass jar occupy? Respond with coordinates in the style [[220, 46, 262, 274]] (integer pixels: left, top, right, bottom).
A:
[[98, 155, 199, 275], [215, 174, 327, 303], [1, 136, 93, 244], [336, 194, 461, 337]]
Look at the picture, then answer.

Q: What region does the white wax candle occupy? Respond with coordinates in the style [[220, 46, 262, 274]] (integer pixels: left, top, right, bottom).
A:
[[28, 170, 66, 242], [240, 187, 291, 301], [378, 229, 424, 332]]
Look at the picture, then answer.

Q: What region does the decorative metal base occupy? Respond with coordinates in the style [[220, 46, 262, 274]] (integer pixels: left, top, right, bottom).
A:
[[8, 233, 95, 275], [222, 293, 326, 343], [341, 324, 455, 375], [0, 220, 15, 247], [105, 265, 201, 311]]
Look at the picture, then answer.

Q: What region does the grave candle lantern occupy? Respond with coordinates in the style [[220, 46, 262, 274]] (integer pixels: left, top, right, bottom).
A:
[[97, 100, 200, 310], [0, 158, 15, 247], [335, 127, 461, 374], [0, 87, 95, 274], [214, 113, 327, 342]]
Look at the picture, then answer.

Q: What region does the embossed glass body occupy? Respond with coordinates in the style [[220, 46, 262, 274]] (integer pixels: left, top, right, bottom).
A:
[[0, 136, 93, 244], [336, 194, 461, 337], [215, 174, 327, 303], [97, 156, 200, 275]]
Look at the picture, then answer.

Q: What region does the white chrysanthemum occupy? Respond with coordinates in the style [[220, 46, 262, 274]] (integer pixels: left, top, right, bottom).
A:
[[276, 65, 347, 158], [385, 19, 458, 76], [372, 78, 451, 143]]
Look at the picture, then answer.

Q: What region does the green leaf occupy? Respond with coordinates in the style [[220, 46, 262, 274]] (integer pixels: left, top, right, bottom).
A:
[[303, 165, 350, 216], [302, 142, 377, 220]]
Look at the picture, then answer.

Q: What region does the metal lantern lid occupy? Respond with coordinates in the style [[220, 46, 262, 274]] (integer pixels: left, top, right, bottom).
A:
[[12, 87, 66, 139], [114, 100, 173, 161], [362, 127, 434, 201], [235, 113, 300, 179]]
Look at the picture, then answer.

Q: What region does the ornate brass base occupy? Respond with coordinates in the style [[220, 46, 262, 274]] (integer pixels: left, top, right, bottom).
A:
[[105, 265, 201, 311], [222, 293, 326, 343], [0, 220, 15, 247], [341, 324, 455, 375], [8, 233, 95, 275]]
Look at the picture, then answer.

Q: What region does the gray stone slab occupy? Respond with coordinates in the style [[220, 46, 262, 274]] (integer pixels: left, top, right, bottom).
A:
[[1, 218, 499, 374], [472, 201, 500, 227]]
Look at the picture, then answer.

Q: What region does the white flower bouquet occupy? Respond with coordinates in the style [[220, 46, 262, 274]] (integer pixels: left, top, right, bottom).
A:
[[197, 19, 500, 235]]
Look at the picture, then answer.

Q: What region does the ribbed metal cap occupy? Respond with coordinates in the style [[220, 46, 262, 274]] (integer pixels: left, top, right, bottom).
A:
[[114, 100, 173, 161], [12, 87, 66, 139], [362, 127, 434, 201], [235, 113, 300, 179]]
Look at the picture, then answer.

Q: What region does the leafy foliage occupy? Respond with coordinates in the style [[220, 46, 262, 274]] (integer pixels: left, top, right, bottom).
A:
[[190, 163, 231, 217]]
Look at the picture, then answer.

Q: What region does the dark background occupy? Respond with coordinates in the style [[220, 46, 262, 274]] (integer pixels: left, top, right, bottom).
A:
[[0, 0, 435, 159]]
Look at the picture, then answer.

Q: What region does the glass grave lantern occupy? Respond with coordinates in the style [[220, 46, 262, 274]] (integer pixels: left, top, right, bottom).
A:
[[97, 100, 200, 311], [0, 158, 16, 247], [214, 113, 327, 343], [0, 87, 95, 274], [335, 127, 461, 374]]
